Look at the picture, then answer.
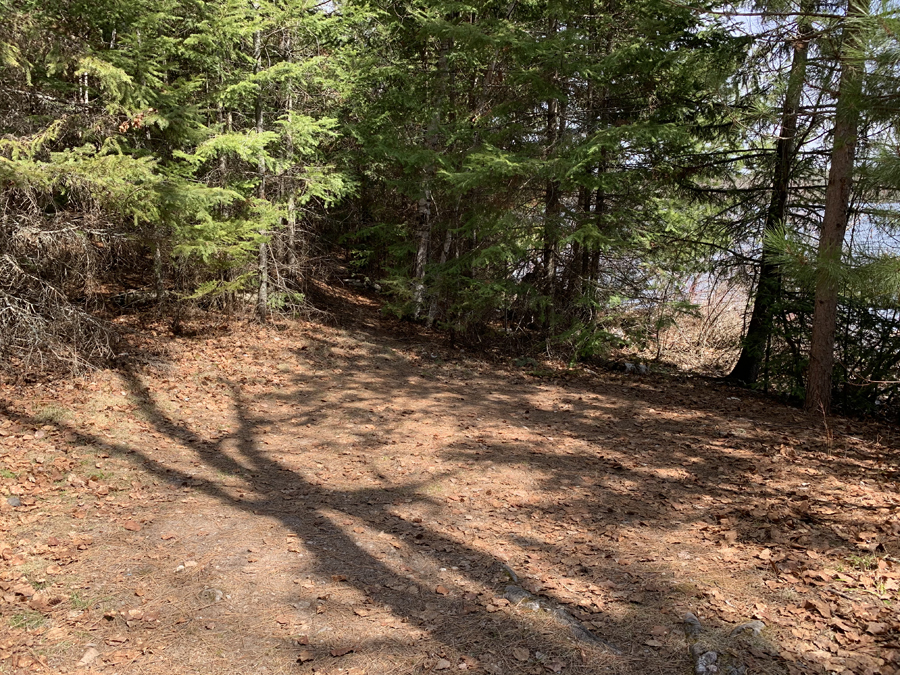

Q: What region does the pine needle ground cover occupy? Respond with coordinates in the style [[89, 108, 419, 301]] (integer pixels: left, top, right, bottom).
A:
[[1, 296, 899, 675]]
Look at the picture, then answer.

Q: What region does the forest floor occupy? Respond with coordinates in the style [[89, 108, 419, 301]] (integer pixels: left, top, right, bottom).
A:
[[2, 286, 900, 675]]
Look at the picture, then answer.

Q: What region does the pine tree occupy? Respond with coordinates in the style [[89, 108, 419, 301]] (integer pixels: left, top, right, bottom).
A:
[[805, 0, 867, 412], [728, 1, 815, 386]]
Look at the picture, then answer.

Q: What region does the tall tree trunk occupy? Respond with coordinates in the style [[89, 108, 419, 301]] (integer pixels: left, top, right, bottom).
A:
[[283, 28, 298, 270], [412, 190, 432, 316], [153, 233, 164, 310], [805, 0, 864, 413], [253, 8, 269, 321], [427, 227, 453, 326], [541, 17, 560, 297], [583, 17, 611, 310], [728, 8, 813, 385], [565, 184, 593, 301], [413, 36, 451, 318]]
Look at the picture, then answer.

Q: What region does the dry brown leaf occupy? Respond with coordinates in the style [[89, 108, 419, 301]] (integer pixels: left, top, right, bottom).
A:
[[804, 598, 832, 619], [105, 649, 139, 665], [865, 622, 887, 635], [512, 647, 529, 662], [77, 648, 100, 667]]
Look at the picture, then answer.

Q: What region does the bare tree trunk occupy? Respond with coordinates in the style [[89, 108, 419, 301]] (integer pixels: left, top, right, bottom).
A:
[[427, 228, 453, 325], [283, 29, 298, 270], [564, 185, 592, 302], [541, 17, 560, 297], [589, 151, 608, 306], [217, 103, 228, 178], [728, 8, 812, 385], [582, 17, 611, 309], [805, 0, 864, 413], [253, 7, 269, 321], [413, 36, 451, 318], [412, 191, 432, 315], [153, 233, 164, 310]]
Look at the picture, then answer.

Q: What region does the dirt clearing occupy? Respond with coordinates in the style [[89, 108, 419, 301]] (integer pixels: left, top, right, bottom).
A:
[[2, 302, 900, 675]]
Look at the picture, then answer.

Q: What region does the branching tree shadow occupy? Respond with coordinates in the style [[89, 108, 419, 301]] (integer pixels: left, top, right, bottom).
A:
[[5, 321, 886, 673]]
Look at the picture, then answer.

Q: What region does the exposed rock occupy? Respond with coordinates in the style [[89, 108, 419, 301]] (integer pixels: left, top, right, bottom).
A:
[[691, 646, 719, 675], [500, 563, 519, 583], [729, 620, 765, 638], [684, 613, 748, 675], [503, 585, 620, 654], [683, 612, 703, 638]]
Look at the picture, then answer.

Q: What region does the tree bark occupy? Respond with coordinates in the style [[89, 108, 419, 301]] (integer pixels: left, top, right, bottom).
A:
[[412, 191, 432, 315], [283, 28, 298, 270], [541, 17, 561, 296], [804, 0, 864, 413], [153, 234, 164, 310], [253, 8, 269, 321], [413, 35, 451, 318], [728, 9, 812, 385]]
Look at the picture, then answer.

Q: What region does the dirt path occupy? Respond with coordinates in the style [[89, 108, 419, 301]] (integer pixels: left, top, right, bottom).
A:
[[2, 302, 900, 675]]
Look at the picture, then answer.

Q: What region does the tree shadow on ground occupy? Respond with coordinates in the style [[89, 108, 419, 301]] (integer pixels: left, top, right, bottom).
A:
[[3, 318, 895, 674]]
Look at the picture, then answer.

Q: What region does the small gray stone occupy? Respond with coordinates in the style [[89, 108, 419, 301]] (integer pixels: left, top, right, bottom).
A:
[[500, 564, 519, 583], [683, 612, 703, 638], [198, 588, 224, 603], [6, 496, 21, 507], [693, 649, 718, 675], [730, 620, 765, 637], [503, 585, 534, 605]]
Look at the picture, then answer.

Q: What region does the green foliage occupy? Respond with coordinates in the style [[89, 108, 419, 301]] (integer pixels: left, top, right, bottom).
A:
[[0, 0, 359, 370], [2, 0, 900, 421]]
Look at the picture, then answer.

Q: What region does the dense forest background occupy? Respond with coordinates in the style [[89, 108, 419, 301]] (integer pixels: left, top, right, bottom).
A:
[[1, 0, 899, 416]]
